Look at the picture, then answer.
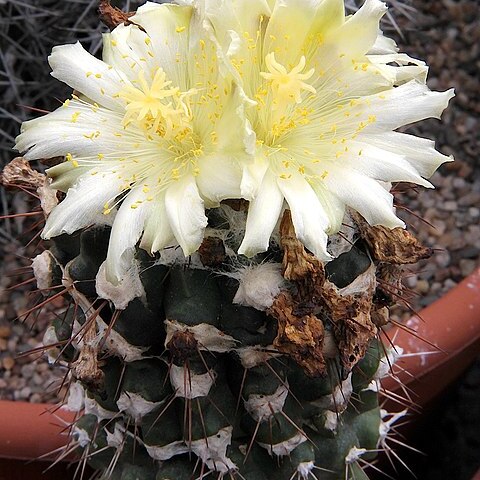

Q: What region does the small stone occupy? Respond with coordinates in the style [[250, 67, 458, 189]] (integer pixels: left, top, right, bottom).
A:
[[419, 269, 435, 281], [18, 386, 31, 400], [11, 324, 24, 336], [434, 269, 451, 282], [0, 326, 11, 338], [459, 247, 480, 259], [444, 279, 458, 290], [30, 393, 42, 403], [37, 363, 49, 373], [468, 207, 480, 218], [405, 275, 418, 289], [442, 200, 458, 212], [459, 259, 477, 277], [435, 250, 451, 268], [458, 192, 480, 207], [33, 373, 44, 386], [416, 279, 430, 294], [16, 377, 27, 389], [420, 196, 436, 209], [430, 222, 447, 237], [2, 356, 15, 370], [21, 363, 36, 379]]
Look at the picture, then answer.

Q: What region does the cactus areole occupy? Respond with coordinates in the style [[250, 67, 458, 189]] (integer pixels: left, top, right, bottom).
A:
[[12, 0, 454, 478]]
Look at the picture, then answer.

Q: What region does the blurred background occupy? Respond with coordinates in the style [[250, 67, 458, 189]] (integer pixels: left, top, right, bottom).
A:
[[0, 1, 479, 479]]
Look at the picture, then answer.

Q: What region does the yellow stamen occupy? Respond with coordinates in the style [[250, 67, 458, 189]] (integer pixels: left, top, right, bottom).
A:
[[260, 52, 316, 106]]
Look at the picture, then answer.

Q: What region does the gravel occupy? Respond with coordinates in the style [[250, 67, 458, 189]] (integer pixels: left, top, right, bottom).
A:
[[0, 242, 67, 402], [0, 0, 479, 403]]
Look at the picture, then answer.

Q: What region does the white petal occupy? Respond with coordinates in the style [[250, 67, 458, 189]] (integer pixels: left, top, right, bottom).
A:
[[369, 30, 399, 55], [139, 194, 176, 254], [367, 53, 427, 85], [238, 171, 284, 257], [277, 174, 331, 261], [322, 165, 404, 228], [46, 162, 90, 192], [264, 0, 321, 66], [15, 101, 125, 161], [341, 143, 433, 188], [305, 0, 385, 75], [359, 131, 453, 178], [202, 0, 271, 59], [366, 80, 455, 132], [240, 152, 269, 200], [129, 3, 193, 91], [105, 185, 151, 284], [213, 84, 256, 155], [42, 172, 123, 239], [196, 154, 243, 207], [164, 175, 208, 256], [338, 0, 387, 56], [203, 0, 271, 39], [48, 43, 126, 111], [310, 0, 345, 34], [102, 25, 146, 82], [310, 185, 345, 235]]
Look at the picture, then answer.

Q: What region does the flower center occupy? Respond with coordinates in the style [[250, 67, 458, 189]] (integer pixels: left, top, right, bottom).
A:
[[117, 67, 196, 140], [260, 53, 316, 107]]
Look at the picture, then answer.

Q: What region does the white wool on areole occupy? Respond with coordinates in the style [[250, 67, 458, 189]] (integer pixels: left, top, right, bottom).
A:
[[42, 325, 61, 365], [95, 260, 146, 310], [297, 461, 316, 480], [324, 410, 339, 432], [236, 346, 282, 369], [232, 262, 286, 311], [64, 381, 85, 413], [310, 373, 353, 412], [190, 426, 237, 473], [244, 383, 289, 422], [145, 441, 190, 461], [73, 426, 92, 449], [84, 395, 117, 421], [169, 364, 217, 399], [31, 250, 56, 291], [116, 391, 163, 421], [105, 422, 127, 449], [345, 446, 368, 464], [164, 320, 238, 353], [258, 431, 308, 457]]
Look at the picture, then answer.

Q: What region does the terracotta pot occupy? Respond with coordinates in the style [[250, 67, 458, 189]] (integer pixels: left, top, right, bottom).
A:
[[382, 267, 480, 406], [0, 400, 75, 461], [0, 269, 478, 464]]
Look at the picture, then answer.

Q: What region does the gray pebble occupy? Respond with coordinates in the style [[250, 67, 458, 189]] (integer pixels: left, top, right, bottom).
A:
[[459, 259, 477, 277], [468, 207, 479, 218], [435, 250, 451, 268], [442, 200, 458, 212]]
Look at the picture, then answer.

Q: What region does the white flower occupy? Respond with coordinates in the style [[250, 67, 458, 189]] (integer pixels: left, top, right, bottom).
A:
[[202, 0, 454, 259], [15, 2, 252, 283]]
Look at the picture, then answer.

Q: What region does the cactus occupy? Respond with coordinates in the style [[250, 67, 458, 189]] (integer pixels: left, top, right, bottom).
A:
[[5, 0, 454, 478], [27, 204, 423, 480]]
